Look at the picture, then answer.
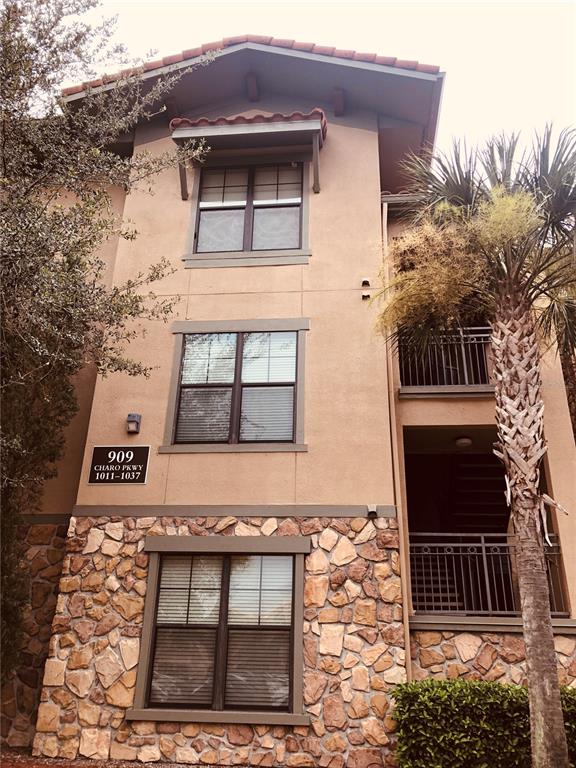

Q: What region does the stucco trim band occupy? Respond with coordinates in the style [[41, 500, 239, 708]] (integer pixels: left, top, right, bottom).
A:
[[144, 534, 311, 553], [409, 615, 576, 635], [171, 318, 311, 333], [72, 504, 397, 518], [158, 443, 308, 453]]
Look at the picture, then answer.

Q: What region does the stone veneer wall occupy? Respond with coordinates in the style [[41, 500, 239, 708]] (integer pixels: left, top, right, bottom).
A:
[[411, 630, 576, 685], [33, 514, 405, 768], [1, 520, 69, 748]]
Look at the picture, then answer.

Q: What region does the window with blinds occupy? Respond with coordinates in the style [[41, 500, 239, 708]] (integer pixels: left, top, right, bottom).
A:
[[195, 164, 303, 253], [149, 554, 294, 711], [174, 331, 297, 444]]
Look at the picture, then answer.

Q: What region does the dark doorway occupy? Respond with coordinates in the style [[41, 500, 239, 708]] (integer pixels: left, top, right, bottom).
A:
[[403, 427, 566, 616]]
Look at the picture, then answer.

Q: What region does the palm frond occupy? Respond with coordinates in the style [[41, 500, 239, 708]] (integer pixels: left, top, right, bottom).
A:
[[381, 128, 576, 359], [480, 133, 524, 191], [535, 294, 576, 356], [525, 126, 576, 238], [399, 141, 484, 221]]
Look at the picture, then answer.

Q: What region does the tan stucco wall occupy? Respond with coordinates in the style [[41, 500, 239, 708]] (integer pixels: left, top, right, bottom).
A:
[[44, 97, 576, 615], [41, 187, 126, 514], [76, 100, 395, 508], [384, 216, 576, 618], [394, 364, 576, 617], [540, 352, 576, 613]]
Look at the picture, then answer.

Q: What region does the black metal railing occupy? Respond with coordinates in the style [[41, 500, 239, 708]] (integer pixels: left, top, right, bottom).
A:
[[410, 532, 568, 616], [399, 327, 492, 387]]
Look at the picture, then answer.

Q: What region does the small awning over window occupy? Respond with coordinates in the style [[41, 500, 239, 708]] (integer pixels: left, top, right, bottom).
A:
[[170, 109, 327, 198]]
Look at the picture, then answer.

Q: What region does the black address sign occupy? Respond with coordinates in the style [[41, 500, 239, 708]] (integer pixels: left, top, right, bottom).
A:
[[88, 446, 150, 484]]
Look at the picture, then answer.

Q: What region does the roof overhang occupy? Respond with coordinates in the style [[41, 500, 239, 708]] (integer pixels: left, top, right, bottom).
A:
[[62, 41, 443, 137], [62, 39, 444, 192], [171, 118, 325, 149], [171, 112, 326, 199], [62, 41, 441, 103]]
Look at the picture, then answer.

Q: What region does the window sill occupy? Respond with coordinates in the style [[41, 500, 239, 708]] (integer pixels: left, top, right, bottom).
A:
[[126, 708, 310, 726], [158, 443, 308, 454], [182, 250, 311, 268]]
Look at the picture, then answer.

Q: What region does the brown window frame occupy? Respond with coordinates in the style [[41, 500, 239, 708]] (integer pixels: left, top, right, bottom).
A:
[[148, 553, 295, 712], [160, 319, 309, 454], [127, 535, 310, 726], [194, 163, 304, 255], [174, 330, 299, 445]]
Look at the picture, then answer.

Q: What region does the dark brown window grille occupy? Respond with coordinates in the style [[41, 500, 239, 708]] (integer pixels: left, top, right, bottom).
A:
[[148, 554, 294, 711], [195, 164, 303, 253], [174, 331, 298, 444], [410, 532, 568, 616]]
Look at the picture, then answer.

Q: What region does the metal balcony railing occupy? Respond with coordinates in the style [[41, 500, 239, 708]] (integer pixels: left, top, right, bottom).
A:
[[399, 327, 492, 387], [410, 532, 568, 616]]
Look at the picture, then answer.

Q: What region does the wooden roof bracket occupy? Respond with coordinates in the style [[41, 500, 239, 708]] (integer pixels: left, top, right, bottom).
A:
[[312, 132, 321, 193], [178, 161, 189, 201], [246, 72, 260, 102], [332, 87, 345, 116]]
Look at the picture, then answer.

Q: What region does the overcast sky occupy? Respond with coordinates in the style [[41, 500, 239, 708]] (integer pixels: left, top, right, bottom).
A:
[[94, 0, 575, 150]]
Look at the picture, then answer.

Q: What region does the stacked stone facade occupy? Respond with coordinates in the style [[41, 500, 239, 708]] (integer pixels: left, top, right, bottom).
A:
[[32, 514, 405, 767], [1, 520, 69, 749], [411, 630, 576, 685]]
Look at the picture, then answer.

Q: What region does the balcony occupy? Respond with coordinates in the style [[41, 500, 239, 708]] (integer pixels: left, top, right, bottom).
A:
[[399, 326, 494, 396], [410, 532, 568, 617]]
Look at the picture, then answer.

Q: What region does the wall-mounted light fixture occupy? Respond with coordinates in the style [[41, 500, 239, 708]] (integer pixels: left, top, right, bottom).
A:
[[361, 278, 371, 287], [361, 293, 371, 301], [126, 413, 142, 434], [454, 435, 473, 448]]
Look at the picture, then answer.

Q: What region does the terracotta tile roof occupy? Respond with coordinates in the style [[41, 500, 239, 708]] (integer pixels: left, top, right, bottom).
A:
[[61, 35, 441, 97], [170, 108, 328, 140]]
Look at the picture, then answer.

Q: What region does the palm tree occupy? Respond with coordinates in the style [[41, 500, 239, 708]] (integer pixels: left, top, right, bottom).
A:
[[378, 128, 576, 768]]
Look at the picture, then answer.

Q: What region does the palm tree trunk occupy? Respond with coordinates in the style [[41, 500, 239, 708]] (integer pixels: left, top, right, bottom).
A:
[[491, 301, 568, 768]]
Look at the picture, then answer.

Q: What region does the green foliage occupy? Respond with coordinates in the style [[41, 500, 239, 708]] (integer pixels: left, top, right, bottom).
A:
[[379, 131, 576, 358], [0, 0, 209, 682], [392, 680, 576, 768]]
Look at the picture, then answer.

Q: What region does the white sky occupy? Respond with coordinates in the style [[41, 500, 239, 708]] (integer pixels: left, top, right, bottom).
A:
[[95, 0, 575, 150]]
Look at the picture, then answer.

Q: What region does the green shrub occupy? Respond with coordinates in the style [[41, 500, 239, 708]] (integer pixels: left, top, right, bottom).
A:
[[565, 686, 576, 765], [392, 679, 576, 768]]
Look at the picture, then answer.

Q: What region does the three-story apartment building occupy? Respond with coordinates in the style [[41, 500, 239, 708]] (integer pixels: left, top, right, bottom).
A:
[[3, 36, 575, 767]]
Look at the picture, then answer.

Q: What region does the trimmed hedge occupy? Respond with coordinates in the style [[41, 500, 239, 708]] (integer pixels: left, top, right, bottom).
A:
[[392, 679, 576, 768]]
